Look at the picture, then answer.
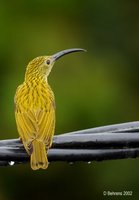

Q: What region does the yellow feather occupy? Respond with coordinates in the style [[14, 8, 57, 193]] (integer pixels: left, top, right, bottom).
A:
[[15, 56, 55, 170]]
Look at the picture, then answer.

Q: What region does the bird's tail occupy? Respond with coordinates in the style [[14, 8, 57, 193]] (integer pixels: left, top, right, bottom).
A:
[[31, 140, 48, 170]]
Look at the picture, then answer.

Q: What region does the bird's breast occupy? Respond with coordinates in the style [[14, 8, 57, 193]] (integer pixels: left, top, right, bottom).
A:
[[15, 82, 55, 112]]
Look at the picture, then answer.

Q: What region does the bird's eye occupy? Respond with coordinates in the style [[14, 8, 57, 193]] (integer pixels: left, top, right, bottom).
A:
[[46, 59, 50, 65]]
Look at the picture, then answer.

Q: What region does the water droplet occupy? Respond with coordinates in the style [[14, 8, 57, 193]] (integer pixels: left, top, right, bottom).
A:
[[69, 162, 74, 165], [9, 161, 15, 166], [88, 161, 91, 164]]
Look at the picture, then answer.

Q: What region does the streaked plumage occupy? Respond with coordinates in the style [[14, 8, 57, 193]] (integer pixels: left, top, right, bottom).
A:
[[14, 48, 85, 170], [15, 56, 55, 170]]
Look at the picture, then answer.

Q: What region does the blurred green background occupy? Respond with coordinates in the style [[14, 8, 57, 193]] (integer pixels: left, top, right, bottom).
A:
[[0, 0, 139, 199]]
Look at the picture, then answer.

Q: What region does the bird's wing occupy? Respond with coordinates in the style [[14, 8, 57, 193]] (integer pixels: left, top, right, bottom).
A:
[[15, 102, 55, 154], [37, 105, 55, 147], [15, 110, 37, 154]]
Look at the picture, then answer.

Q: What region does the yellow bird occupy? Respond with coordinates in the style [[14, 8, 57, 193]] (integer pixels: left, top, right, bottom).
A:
[[14, 48, 85, 170]]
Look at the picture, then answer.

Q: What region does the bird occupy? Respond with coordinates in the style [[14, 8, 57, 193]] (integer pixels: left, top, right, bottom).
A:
[[14, 48, 86, 170]]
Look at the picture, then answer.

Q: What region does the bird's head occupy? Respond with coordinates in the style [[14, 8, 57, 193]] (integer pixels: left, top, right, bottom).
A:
[[25, 48, 86, 82]]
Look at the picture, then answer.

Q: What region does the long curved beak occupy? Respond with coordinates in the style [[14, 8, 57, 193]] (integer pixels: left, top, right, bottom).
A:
[[52, 48, 86, 61]]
